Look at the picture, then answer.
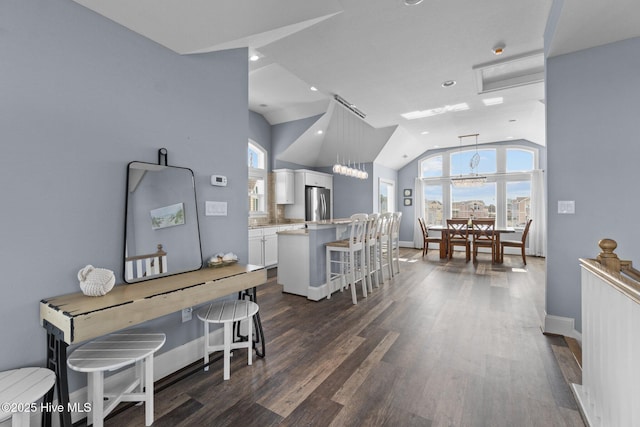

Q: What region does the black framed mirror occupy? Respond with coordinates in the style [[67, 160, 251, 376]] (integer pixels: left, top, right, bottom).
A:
[[123, 160, 202, 283]]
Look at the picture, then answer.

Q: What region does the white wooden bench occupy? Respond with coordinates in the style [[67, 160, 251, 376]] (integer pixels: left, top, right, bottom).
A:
[[196, 300, 259, 380], [66, 330, 165, 427], [0, 367, 55, 427]]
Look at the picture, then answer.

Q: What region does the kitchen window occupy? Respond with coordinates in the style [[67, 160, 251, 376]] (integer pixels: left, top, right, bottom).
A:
[[248, 141, 268, 216]]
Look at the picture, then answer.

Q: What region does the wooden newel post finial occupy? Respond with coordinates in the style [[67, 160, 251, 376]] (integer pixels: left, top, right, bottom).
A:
[[597, 238, 621, 272]]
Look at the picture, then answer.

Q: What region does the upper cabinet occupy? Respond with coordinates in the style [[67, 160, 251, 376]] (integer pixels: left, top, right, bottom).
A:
[[303, 170, 332, 189], [274, 169, 295, 204], [284, 169, 333, 220]]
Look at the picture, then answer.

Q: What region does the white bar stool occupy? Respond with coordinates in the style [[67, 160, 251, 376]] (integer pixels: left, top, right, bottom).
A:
[[325, 213, 368, 304], [0, 367, 56, 427], [196, 299, 259, 381], [67, 330, 166, 427]]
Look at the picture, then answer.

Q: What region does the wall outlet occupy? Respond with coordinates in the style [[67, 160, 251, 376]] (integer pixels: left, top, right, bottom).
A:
[[181, 307, 193, 322]]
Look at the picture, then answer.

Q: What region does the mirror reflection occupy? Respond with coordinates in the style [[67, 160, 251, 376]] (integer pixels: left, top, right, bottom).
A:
[[124, 161, 202, 283]]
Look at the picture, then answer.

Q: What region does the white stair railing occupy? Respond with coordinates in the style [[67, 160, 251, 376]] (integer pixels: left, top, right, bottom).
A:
[[575, 239, 640, 427]]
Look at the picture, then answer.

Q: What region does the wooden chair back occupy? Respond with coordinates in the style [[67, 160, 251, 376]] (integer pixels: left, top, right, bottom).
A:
[[472, 218, 495, 244], [521, 219, 533, 243], [418, 217, 428, 239], [446, 218, 469, 241]]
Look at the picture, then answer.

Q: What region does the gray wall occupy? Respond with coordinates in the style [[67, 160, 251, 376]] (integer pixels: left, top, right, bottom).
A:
[[546, 37, 640, 331], [319, 163, 373, 218], [0, 0, 249, 387]]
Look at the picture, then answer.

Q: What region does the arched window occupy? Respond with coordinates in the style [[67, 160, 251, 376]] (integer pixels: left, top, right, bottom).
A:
[[419, 145, 537, 229], [248, 141, 268, 216]]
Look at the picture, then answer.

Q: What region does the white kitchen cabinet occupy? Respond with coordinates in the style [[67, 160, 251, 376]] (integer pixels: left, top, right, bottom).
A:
[[248, 229, 264, 266], [274, 169, 295, 204], [248, 225, 303, 267], [284, 169, 333, 220], [263, 227, 278, 267]]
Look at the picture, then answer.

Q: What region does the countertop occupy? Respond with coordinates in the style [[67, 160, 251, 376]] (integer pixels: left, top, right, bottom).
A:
[[277, 229, 308, 236], [248, 222, 305, 230]]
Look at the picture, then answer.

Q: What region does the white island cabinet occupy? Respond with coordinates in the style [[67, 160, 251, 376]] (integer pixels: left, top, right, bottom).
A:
[[278, 229, 309, 296], [276, 219, 351, 300]]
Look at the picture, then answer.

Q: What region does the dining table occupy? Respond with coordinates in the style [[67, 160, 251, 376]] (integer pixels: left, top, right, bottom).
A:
[[427, 224, 515, 262]]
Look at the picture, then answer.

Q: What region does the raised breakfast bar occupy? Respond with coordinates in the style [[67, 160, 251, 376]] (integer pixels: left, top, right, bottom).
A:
[[277, 219, 351, 300]]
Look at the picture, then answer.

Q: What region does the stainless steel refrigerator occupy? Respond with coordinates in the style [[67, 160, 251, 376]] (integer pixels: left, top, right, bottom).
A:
[[305, 186, 331, 221]]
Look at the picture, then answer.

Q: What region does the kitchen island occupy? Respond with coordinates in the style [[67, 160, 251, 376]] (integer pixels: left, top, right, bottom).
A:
[[277, 219, 351, 300]]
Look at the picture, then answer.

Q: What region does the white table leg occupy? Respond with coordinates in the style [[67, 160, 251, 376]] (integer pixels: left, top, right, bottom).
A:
[[144, 354, 153, 426], [223, 322, 231, 380], [203, 320, 210, 371]]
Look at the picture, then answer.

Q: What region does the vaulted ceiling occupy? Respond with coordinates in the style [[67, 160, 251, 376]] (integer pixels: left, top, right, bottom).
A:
[[73, 0, 640, 170]]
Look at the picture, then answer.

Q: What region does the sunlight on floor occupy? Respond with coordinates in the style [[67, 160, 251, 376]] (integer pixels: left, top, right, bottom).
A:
[[512, 267, 528, 273]]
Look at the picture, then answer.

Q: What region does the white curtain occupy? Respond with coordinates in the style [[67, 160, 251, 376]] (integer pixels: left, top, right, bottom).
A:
[[413, 178, 425, 248], [529, 169, 546, 257]]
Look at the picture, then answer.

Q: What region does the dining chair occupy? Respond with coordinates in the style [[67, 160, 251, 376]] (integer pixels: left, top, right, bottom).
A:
[[418, 217, 442, 257], [446, 218, 471, 262], [500, 219, 533, 265], [472, 218, 496, 264]]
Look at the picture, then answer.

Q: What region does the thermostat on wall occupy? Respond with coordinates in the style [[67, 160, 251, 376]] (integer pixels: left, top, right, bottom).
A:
[[211, 175, 227, 186]]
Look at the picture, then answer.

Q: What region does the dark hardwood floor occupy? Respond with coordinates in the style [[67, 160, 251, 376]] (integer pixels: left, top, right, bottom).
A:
[[108, 248, 584, 427]]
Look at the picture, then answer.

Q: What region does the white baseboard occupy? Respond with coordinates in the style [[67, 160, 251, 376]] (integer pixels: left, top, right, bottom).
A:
[[399, 240, 414, 248], [570, 384, 594, 427], [43, 328, 224, 427], [307, 284, 326, 301], [542, 312, 582, 343]]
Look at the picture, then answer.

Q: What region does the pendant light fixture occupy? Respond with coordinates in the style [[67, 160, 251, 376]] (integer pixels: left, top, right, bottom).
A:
[[332, 94, 368, 180], [451, 133, 487, 187]]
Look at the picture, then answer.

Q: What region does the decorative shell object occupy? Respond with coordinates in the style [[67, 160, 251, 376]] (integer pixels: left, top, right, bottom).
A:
[[78, 265, 115, 296]]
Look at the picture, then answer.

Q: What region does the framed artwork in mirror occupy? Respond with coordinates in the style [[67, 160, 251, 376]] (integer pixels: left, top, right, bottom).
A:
[[403, 189, 412, 197], [124, 161, 202, 283]]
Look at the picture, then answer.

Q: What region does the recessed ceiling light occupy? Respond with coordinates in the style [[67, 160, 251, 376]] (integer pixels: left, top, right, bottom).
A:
[[403, 154, 409, 158], [509, 119, 517, 122], [259, 104, 268, 108], [404, 0, 424, 5], [310, 86, 318, 92], [434, 145, 440, 148], [492, 43, 506, 55], [441, 80, 456, 88], [421, 131, 430, 135], [506, 136, 514, 139], [482, 97, 504, 106], [249, 54, 260, 62], [316, 130, 323, 135]]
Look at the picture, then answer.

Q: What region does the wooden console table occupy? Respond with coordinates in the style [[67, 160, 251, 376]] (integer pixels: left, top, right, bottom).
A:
[[40, 264, 267, 427]]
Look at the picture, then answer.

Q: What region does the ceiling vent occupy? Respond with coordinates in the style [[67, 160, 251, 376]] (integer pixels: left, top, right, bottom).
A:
[[473, 50, 544, 94]]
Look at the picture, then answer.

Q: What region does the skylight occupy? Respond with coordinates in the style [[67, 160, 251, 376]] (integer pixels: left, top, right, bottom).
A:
[[401, 103, 470, 120], [482, 97, 504, 106]]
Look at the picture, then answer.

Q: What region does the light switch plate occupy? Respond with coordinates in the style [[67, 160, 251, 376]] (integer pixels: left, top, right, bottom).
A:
[[558, 200, 575, 214], [206, 201, 227, 216]]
